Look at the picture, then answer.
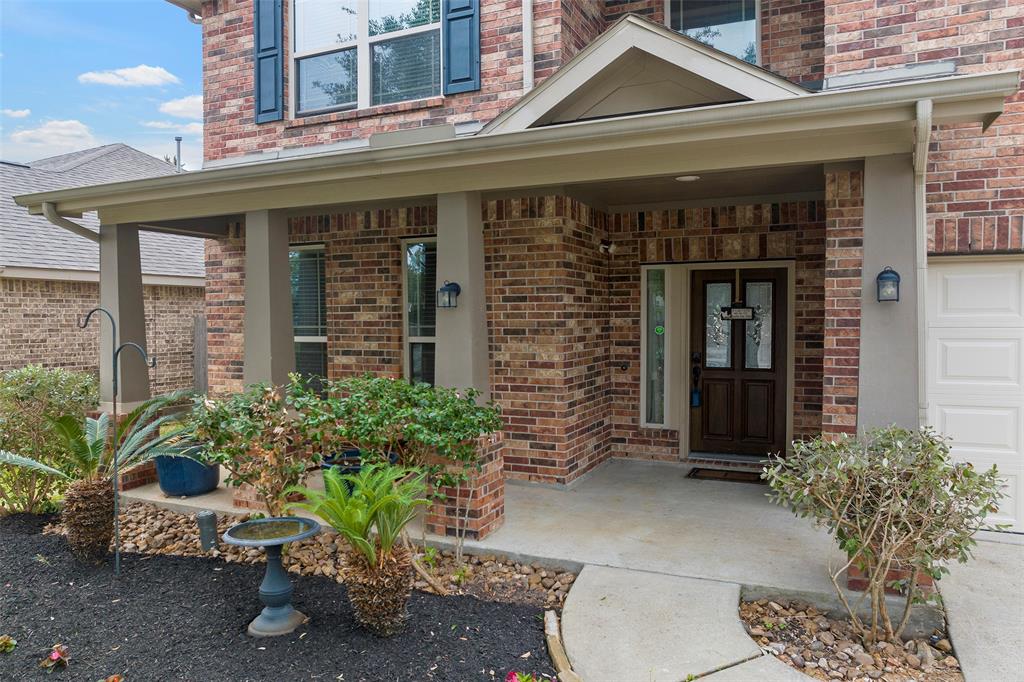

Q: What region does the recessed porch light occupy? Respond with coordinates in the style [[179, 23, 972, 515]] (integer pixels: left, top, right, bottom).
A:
[[675, 175, 701, 182]]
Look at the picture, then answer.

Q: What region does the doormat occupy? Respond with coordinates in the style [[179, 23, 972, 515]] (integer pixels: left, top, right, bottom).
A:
[[686, 468, 765, 484]]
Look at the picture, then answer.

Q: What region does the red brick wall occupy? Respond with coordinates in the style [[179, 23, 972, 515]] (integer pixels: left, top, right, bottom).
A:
[[823, 0, 1024, 254], [205, 225, 246, 396], [822, 167, 864, 436], [484, 196, 613, 484], [607, 200, 827, 459], [0, 277, 204, 395], [204, 208, 436, 396], [762, 0, 826, 85]]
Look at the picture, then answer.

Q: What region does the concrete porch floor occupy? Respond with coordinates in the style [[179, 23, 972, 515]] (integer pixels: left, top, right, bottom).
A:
[[445, 458, 846, 596]]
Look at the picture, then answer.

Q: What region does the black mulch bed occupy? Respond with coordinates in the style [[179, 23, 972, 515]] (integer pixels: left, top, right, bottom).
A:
[[0, 514, 554, 681]]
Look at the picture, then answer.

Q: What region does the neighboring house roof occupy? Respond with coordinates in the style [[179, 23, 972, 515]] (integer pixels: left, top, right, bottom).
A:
[[482, 15, 808, 135], [0, 144, 205, 279]]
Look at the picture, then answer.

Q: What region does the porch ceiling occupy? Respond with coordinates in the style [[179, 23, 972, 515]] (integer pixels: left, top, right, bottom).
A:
[[565, 164, 825, 211], [11, 71, 1017, 225]]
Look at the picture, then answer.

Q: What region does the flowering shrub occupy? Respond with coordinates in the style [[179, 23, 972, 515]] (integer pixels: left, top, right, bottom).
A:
[[192, 382, 313, 516], [764, 426, 1004, 644], [0, 635, 15, 653], [39, 643, 69, 672]]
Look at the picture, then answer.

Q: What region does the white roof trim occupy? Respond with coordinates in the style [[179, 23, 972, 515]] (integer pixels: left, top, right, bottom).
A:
[[482, 14, 807, 135]]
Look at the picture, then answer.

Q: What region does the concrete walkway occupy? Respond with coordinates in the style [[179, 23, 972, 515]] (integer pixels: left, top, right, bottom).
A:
[[941, 538, 1024, 682], [561, 565, 762, 682]]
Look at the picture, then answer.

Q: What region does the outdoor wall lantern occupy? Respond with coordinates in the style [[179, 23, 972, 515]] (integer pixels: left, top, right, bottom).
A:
[[437, 280, 462, 308], [876, 266, 901, 302]]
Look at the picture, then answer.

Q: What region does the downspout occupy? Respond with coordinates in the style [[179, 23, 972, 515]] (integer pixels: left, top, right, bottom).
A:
[[522, 0, 534, 92], [913, 99, 932, 428], [42, 201, 100, 243]]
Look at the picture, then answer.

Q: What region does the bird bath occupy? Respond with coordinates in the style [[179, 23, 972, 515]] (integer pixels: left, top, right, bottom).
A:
[[223, 516, 321, 637]]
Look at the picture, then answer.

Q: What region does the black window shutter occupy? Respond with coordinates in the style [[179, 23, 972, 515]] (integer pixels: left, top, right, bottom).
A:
[[442, 0, 481, 95], [254, 0, 284, 123]]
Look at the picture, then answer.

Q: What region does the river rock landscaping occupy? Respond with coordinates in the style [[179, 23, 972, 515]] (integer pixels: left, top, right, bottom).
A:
[[740, 598, 963, 682], [46, 502, 576, 608], [1, 512, 557, 681]]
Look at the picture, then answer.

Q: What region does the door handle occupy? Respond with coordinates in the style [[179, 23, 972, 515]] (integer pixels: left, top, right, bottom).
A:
[[691, 352, 702, 407]]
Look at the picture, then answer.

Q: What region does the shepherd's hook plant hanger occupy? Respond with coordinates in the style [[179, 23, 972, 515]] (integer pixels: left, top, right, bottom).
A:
[[79, 306, 157, 577]]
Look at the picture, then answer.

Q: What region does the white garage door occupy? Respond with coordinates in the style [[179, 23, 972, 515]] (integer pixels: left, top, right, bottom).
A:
[[927, 259, 1024, 532]]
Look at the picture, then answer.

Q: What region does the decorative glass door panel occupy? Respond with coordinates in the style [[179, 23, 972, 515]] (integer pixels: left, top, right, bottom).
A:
[[690, 268, 787, 457]]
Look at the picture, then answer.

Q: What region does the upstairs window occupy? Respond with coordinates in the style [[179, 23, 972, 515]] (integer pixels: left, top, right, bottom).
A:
[[294, 0, 442, 115], [668, 0, 759, 65]]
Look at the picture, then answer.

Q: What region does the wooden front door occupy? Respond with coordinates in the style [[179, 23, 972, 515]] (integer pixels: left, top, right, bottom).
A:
[[689, 268, 787, 457]]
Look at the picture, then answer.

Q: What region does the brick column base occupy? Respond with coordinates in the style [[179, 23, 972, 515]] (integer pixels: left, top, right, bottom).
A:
[[847, 563, 935, 596], [119, 460, 157, 491], [232, 483, 266, 511], [425, 434, 505, 541]]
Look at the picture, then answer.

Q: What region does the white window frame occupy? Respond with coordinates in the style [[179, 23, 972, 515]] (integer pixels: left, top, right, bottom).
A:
[[292, 0, 444, 117], [401, 237, 438, 382], [663, 0, 762, 66], [290, 243, 328, 374]]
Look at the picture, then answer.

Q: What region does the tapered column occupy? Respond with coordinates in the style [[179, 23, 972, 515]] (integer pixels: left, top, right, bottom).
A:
[[858, 154, 919, 430], [435, 192, 490, 398], [243, 210, 295, 386], [99, 223, 150, 409]]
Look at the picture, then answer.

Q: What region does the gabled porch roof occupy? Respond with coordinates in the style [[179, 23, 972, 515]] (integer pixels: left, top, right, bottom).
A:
[[481, 14, 807, 135]]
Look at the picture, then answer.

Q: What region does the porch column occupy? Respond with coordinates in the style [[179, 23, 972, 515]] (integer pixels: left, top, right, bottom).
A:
[[243, 210, 295, 386], [98, 223, 150, 409], [435, 191, 490, 397], [857, 154, 919, 430]]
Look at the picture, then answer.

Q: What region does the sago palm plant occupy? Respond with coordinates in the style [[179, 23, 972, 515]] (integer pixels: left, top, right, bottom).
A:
[[0, 390, 196, 559], [290, 464, 429, 636]]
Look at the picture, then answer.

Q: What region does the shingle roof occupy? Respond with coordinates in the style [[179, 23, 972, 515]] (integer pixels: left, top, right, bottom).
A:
[[0, 144, 205, 278]]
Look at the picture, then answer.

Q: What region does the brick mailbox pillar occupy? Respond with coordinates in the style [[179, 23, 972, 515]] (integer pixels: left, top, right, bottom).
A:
[[425, 434, 505, 541]]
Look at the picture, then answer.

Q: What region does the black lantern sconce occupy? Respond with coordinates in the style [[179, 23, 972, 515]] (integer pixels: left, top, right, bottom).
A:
[[876, 266, 900, 302], [437, 280, 461, 309]]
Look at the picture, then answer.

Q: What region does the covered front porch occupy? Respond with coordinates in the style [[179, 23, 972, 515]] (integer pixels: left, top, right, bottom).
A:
[[13, 17, 1016, 539]]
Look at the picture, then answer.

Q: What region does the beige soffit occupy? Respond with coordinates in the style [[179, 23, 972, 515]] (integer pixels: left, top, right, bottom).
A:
[[482, 14, 808, 134], [11, 71, 1017, 225]]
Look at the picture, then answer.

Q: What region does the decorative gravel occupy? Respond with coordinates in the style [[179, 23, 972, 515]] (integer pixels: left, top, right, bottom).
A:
[[0, 514, 554, 681], [740, 598, 964, 682]]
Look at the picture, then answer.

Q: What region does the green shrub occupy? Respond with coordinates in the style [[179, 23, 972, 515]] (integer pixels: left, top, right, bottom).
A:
[[191, 382, 313, 516], [764, 426, 1004, 644], [0, 366, 97, 514]]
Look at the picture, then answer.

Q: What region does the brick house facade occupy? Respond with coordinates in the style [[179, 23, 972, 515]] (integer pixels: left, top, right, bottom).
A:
[[24, 0, 1021, 535]]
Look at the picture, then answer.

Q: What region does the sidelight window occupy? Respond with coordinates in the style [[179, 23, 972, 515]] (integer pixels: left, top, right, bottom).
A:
[[644, 268, 667, 425]]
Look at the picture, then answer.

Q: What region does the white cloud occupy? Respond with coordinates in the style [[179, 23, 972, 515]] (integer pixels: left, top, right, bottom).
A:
[[2, 108, 30, 118], [142, 120, 203, 135], [10, 119, 97, 149], [78, 64, 180, 87], [3, 120, 98, 161], [158, 95, 203, 120]]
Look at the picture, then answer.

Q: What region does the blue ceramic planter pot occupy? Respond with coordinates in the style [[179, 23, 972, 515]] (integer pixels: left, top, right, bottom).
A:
[[155, 455, 219, 497]]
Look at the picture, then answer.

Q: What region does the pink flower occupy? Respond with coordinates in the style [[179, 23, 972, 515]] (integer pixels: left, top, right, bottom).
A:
[[49, 651, 61, 660], [505, 673, 518, 682]]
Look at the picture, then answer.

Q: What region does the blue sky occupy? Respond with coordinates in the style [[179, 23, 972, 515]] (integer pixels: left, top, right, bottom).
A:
[[0, 0, 203, 168]]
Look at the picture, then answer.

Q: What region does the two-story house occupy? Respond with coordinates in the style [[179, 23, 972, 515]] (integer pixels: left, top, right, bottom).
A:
[[15, 0, 1023, 537]]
